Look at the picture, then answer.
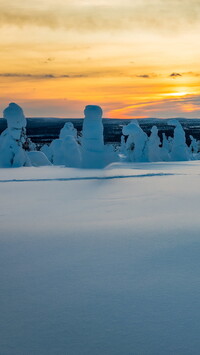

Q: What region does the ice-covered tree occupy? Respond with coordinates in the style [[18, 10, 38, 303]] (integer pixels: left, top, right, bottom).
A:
[[0, 103, 51, 167], [169, 120, 190, 161], [59, 122, 77, 140], [122, 120, 148, 162], [189, 135, 198, 157], [81, 105, 105, 168], [160, 133, 171, 161], [44, 122, 81, 167], [0, 103, 31, 167], [147, 125, 162, 162]]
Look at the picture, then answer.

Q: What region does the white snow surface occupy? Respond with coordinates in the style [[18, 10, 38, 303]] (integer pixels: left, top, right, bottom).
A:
[[1, 162, 200, 354]]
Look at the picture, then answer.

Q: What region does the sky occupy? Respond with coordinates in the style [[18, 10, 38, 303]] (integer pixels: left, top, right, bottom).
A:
[[0, 0, 200, 118]]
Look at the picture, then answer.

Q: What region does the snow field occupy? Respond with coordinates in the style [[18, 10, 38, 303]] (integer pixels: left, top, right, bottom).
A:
[[1, 162, 200, 354]]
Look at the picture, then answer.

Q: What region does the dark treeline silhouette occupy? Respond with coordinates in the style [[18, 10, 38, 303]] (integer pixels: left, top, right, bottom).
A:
[[1, 117, 200, 146]]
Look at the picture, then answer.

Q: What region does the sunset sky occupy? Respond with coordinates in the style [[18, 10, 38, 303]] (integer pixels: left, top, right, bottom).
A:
[[0, 0, 200, 118]]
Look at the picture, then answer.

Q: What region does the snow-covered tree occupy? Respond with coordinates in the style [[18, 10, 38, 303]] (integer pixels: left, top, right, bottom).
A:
[[169, 120, 190, 161], [0, 103, 51, 167], [147, 125, 162, 162], [189, 135, 198, 157], [44, 122, 81, 167], [0, 103, 31, 167], [160, 133, 171, 161], [81, 105, 105, 168], [122, 120, 148, 162]]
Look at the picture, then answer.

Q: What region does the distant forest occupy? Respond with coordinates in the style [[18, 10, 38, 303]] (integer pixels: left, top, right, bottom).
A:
[[1, 117, 200, 146]]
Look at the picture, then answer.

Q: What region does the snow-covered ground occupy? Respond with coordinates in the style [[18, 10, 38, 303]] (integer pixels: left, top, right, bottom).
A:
[[1, 162, 200, 355]]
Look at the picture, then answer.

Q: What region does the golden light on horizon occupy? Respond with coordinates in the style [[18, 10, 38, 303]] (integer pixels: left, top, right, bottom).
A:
[[163, 92, 189, 97]]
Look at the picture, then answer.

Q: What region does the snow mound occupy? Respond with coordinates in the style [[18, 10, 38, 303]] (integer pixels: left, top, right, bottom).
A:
[[27, 151, 52, 167]]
